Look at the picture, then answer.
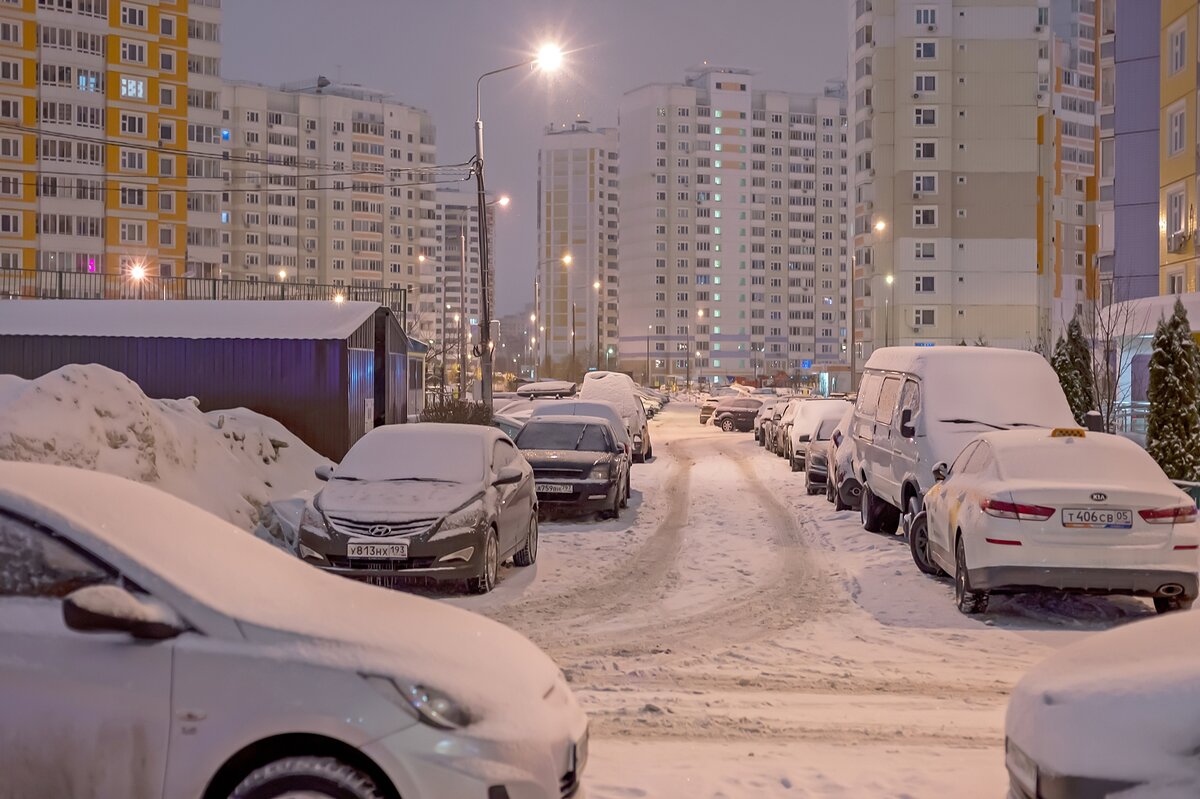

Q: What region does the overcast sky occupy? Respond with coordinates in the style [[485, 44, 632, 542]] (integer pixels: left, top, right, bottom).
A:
[[222, 1, 848, 314]]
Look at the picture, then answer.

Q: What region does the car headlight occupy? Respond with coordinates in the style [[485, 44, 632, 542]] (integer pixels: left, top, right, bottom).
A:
[[811, 454, 827, 466], [588, 465, 610, 480], [300, 504, 329, 536], [363, 675, 472, 730], [431, 497, 486, 540]]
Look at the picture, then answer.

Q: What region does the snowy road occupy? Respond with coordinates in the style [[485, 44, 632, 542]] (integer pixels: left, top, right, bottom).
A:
[[454, 402, 1155, 798]]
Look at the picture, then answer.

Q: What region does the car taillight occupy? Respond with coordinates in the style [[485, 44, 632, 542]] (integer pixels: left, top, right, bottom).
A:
[[981, 498, 1054, 521], [1139, 505, 1198, 524]]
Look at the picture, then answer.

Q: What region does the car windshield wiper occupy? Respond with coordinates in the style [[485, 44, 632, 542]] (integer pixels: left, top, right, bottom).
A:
[[939, 418, 1009, 431], [573, 427, 588, 450], [383, 477, 454, 483]]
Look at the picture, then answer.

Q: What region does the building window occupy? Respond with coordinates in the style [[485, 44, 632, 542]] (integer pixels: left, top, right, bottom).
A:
[[914, 74, 936, 93], [914, 141, 936, 159], [160, 50, 175, 72], [915, 242, 935, 259], [120, 3, 146, 28], [1170, 22, 1187, 75], [1168, 187, 1186, 235], [915, 8, 936, 26], [914, 108, 936, 126], [1170, 105, 1186, 156], [914, 207, 937, 227], [1169, 273, 1185, 294], [914, 308, 935, 326], [0, 213, 19, 234], [160, 14, 175, 37], [914, 174, 937, 193], [119, 76, 146, 100], [915, 41, 936, 59], [119, 221, 145, 243], [0, 59, 20, 83], [914, 275, 935, 293], [119, 112, 145, 135], [119, 40, 146, 64]]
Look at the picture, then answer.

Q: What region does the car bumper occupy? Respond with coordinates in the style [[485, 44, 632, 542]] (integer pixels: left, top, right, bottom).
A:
[[1006, 740, 1139, 799], [536, 480, 618, 513], [300, 528, 488, 584], [364, 710, 589, 799], [970, 565, 1199, 598], [806, 464, 828, 484]]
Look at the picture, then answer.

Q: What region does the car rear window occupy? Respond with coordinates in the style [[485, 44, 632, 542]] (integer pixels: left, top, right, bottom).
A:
[[516, 422, 611, 452]]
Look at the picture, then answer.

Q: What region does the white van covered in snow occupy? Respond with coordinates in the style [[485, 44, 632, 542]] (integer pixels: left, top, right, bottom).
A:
[[851, 346, 1075, 535], [579, 371, 653, 462]]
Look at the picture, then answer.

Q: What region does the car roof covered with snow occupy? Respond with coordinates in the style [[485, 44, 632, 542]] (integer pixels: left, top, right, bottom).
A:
[[975, 429, 1181, 492], [0, 299, 384, 340], [521, 414, 614, 429]]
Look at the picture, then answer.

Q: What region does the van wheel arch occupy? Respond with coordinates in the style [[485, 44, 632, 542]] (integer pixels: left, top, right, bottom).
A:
[[204, 733, 402, 799]]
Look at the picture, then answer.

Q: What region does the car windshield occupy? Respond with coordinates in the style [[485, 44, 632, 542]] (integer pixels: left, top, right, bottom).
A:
[[815, 418, 839, 440], [516, 422, 611, 452], [334, 428, 485, 484]]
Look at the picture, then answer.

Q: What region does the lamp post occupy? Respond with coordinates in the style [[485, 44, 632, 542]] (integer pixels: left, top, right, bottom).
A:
[[460, 231, 468, 399], [570, 301, 577, 381], [454, 312, 463, 399], [646, 324, 652, 386], [473, 45, 563, 410], [885, 272, 895, 348], [593, 280, 602, 371]]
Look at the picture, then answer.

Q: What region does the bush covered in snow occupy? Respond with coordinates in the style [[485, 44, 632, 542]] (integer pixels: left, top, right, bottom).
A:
[[1147, 299, 1200, 481], [0, 364, 330, 539], [419, 397, 493, 425]]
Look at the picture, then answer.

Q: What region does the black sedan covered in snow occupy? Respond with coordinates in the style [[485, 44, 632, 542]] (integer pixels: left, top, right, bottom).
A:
[[514, 416, 630, 519]]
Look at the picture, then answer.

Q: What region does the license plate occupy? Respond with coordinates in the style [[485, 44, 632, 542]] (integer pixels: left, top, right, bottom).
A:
[[1062, 508, 1133, 528], [537, 483, 572, 494], [347, 542, 408, 558]]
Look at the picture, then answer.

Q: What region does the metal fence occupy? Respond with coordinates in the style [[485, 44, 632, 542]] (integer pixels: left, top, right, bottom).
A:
[[0, 268, 406, 327]]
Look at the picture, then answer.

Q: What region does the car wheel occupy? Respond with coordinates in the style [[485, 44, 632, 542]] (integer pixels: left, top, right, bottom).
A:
[[861, 484, 884, 532], [513, 513, 538, 567], [621, 475, 630, 508], [720, 418, 736, 432], [1154, 595, 1195, 614], [954, 535, 988, 615], [825, 474, 836, 503], [609, 489, 622, 520], [908, 511, 944, 576], [228, 756, 386, 799], [790, 453, 802, 472], [468, 529, 499, 594]]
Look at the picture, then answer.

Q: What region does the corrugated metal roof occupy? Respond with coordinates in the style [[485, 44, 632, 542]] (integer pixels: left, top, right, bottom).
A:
[[0, 300, 380, 340]]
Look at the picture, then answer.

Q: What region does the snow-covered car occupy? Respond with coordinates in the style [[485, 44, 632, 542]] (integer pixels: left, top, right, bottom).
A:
[[772, 398, 804, 458], [579, 371, 653, 462], [803, 416, 841, 494], [827, 406, 861, 511], [300, 424, 538, 594], [754, 398, 782, 444], [698, 395, 722, 425], [852, 346, 1076, 536], [0, 461, 588, 799], [530, 398, 633, 462], [493, 413, 525, 441], [912, 428, 1199, 615], [1005, 611, 1200, 799], [788, 398, 852, 472], [712, 397, 763, 432], [516, 379, 578, 399], [515, 415, 630, 519]]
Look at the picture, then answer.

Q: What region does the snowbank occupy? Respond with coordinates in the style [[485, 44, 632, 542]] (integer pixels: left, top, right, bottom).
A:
[[0, 364, 329, 535]]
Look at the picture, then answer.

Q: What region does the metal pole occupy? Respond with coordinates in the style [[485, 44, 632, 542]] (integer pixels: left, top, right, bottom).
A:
[[571, 301, 577, 381], [595, 289, 601, 372], [440, 271, 447, 396], [848, 256, 856, 392], [885, 297, 890, 348], [474, 110, 494, 409], [646, 330, 650, 386], [460, 232, 468, 400]]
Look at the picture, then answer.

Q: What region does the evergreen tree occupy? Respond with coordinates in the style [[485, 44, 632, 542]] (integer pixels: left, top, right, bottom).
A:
[[1146, 299, 1200, 481], [1051, 334, 1089, 425], [1065, 315, 1096, 417]]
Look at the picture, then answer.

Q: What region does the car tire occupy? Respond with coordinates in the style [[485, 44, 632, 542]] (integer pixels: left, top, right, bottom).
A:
[[513, 514, 538, 567], [908, 511, 944, 576], [621, 475, 630, 508], [825, 473, 836, 503], [954, 535, 988, 615], [720, 418, 736, 432], [1154, 595, 1195, 614], [228, 756, 386, 799], [790, 453, 802, 472], [861, 484, 885, 532], [468, 529, 499, 594], [608, 490, 622, 520]]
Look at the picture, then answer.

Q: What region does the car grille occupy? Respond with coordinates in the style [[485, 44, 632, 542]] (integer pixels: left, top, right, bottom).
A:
[[534, 468, 586, 480], [326, 555, 438, 570], [326, 515, 438, 538]]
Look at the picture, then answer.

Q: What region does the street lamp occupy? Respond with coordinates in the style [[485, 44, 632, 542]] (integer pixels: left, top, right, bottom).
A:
[[646, 324, 653, 386], [473, 43, 565, 410], [885, 273, 895, 348], [593, 280, 602, 371], [129, 262, 147, 300]]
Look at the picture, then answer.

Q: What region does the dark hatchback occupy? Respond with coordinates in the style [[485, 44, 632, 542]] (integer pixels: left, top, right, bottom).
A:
[[712, 397, 763, 432], [514, 416, 630, 519]]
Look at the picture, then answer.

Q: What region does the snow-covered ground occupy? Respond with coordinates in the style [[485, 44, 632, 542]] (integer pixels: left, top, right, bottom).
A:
[[455, 400, 1162, 798], [0, 365, 329, 534]]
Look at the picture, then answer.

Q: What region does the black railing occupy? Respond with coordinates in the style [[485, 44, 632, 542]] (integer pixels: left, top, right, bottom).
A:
[[0, 268, 406, 327]]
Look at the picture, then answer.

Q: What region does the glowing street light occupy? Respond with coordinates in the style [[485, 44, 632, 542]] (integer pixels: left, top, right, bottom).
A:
[[874, 219, 887, 233], [496, 195, 511, 208], [129, 264, 147, 282], [333, 293, 345, 304], [535, 43, 565, 72]]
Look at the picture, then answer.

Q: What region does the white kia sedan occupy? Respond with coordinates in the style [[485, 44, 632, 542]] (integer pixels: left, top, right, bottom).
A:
[[0, 462, 588, 799], [910, 428, 1200, 615]]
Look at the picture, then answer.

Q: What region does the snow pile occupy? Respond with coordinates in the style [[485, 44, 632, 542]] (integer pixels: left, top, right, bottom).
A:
[[0, 364, 329, 536]]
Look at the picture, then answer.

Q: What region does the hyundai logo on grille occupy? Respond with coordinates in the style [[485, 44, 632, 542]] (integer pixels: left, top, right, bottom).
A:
[[369, 525, 392, 536], [1091, 492, 1107, 502]]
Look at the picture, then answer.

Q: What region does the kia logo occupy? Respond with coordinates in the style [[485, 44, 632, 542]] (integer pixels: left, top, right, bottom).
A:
[[1090, 492, 1107, 502], [370, 525, 391, 536]]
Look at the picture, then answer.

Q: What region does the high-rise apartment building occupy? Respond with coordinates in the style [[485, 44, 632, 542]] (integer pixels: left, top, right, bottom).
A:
[[536, 120, 619, 375], [420, 187, 491, 357], [0, 0, 219, 278], [1160, 1, 1199, 295], [848, 1, 1078, 364], [185, 0, 222, 279], [618, 67, 850, 389], [221, 79, 437, 319]]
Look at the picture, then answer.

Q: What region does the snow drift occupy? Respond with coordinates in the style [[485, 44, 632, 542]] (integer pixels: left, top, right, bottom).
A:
[[0, 364, 329, 538]]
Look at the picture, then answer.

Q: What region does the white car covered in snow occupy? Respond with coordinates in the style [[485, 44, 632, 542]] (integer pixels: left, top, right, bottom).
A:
[[910, 428, 1200, 615], [1006, 610, 1200, 798], [0, 462, 587, 799], [579, 371, 653, 462], [787, 398, 852, 473]]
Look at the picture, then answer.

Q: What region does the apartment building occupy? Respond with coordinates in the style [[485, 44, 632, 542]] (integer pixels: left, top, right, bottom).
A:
[[848, 0, 1061, 363], [418, 187, 492, 358], [221, 79, 437, 319], [618, 67, 850, 389], [1161, 1, 1199, 295], [0, 0, 217, 278], [536, 120, 619, 375]]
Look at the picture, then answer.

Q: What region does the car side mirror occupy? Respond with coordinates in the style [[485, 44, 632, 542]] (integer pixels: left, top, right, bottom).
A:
[[314, 464, 334, 482], [932, 461, 948, 482], [494, 465, 523, 486], [63, 585, 185, 641], [900, 408, 915, 438], [799, 434, 810, 443]]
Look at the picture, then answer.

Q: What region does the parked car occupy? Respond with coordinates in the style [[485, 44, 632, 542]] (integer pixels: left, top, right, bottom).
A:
[[580, 371, 653, 462], [699, 395, 722, 425], [851, 346, 1076, 536], [300, 423, 538, 594], [1005, 611, 1200, 799], [493, 413, 525, 441], [772, 398, 804, 458], [788, 398, 852, 472], [804, 417, 842, 494], [529, 399, 633, 499], [712, 397, 763, 432], [826, 406, 861, 511], [0, 462, 588, 799], [514, 416, 630, 519], [754, 398, 782, 444], [911, 428, 1199, 615]]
